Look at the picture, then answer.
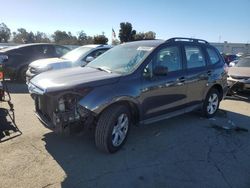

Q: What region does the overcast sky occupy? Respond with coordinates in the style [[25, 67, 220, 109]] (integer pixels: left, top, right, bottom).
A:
[[1, 0, 250, 43]]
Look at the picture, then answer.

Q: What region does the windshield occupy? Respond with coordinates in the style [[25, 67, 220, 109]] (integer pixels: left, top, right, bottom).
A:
[[236, 58, 250, 67], [87, 44, 154, 74], [62, 46, 92, 62]]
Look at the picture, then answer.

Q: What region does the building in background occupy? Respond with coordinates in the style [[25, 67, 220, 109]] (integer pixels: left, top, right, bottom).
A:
[[211, 42, 250, 55]]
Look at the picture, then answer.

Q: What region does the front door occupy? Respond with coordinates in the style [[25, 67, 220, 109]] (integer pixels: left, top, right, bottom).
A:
[[141, 45, 187, 120]]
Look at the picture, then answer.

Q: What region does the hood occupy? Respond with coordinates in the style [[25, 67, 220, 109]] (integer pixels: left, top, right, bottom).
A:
[[228, 67, 250, 78], [29, 58, 73, 70], [30, 67, 121, 93]]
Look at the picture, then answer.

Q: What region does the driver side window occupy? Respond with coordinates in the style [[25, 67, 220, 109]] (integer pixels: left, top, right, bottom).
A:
[[143, 46, 182, 77], [153, 46, 182, 72]]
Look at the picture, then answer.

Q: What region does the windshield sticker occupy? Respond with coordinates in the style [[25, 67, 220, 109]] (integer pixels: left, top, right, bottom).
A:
[[137, 47, 154, 51]]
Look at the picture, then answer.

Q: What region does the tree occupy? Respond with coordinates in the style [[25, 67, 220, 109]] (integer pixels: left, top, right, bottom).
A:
[[93, 35, 108, 44], [134, 31, 156, 41], [134, 32, 145, 41], [77, 31, 87, 45], [118, 22, 136, 43], [52, 30, 70, 44], [0, 23, 11, 43], [144, 31, 156, 40], [34, 32, 51, 43], [13, 28, 35, 43]]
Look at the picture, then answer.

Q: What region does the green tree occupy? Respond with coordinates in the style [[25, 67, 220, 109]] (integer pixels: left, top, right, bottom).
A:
[[134, 32, 145, 41], [52, 30, 70, 44], [34, 32, 51, 43], [93, 35, 108, 44], [0, 23, 11, 43], [144, 31, 156, 40], [77, 31, 87, 45], [118, 22, 136, 43], [13, 28, 35, 43]]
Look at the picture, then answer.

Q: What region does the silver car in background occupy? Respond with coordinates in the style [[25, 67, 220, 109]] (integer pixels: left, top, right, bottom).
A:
[[26, 44, 111, 83]]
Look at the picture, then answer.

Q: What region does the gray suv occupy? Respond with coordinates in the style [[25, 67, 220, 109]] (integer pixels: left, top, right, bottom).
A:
[[28, 38, 228, 153]]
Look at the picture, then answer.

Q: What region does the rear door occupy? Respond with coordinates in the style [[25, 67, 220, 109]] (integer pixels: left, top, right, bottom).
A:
[[184, 45, 208, 105], [141, 44, 187, 120]]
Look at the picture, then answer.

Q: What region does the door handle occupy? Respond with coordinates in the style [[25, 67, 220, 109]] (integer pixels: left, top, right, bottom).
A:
[[207, 70, 212, 76]]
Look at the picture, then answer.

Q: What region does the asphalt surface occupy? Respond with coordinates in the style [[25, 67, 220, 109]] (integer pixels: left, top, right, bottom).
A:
[[0, 83, 250, 188]]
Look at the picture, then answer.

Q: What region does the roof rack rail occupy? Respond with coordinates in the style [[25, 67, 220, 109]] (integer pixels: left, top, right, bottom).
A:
[[166, 37, 209, 44]]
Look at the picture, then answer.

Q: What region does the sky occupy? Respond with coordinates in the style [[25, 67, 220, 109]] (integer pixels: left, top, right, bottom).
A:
[[1, 0, 250, 43]]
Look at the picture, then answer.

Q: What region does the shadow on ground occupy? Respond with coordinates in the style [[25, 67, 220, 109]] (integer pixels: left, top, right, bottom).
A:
[[0, 108, 22, 142], [43, 109, 250, 188], [225, 91, 250, 103]]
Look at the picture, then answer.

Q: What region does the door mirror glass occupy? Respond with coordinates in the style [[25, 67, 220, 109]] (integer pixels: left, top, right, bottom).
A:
[[153, 66, 168, 76], [85, 56, 94, 63]]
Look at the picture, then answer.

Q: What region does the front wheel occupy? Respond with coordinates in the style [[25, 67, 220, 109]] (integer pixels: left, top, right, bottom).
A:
[[202, 89, 220, 118], [95, 104, 131, 153]]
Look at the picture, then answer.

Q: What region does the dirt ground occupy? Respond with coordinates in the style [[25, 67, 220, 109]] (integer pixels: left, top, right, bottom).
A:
[[0, 83, 250, 188]]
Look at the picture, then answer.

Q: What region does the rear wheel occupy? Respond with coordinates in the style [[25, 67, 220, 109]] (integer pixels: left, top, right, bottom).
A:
[[95, 104, 131, 153], [202, 88, 220, 118]]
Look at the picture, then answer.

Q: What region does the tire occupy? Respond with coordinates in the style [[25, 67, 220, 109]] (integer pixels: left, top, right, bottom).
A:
[[18, 67, 28, 83], [95, 104, 131, 153], [202, 88, 220, 118]]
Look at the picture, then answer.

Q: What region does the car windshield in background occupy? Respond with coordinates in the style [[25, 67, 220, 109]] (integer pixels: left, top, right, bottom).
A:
[[62, 46, 92, 62], [87, 44, 154, 74], [236, 58, 250, 67]]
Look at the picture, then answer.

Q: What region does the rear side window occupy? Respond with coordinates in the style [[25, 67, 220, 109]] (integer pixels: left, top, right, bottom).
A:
[[185, 46, 206, 68], [206, 48, 220, 64]]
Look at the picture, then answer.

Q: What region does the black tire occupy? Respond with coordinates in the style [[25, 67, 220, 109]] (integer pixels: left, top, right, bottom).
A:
[[95, 104, 131, 153], [202, 88, 220, 118], [18, 67, 28, 83]]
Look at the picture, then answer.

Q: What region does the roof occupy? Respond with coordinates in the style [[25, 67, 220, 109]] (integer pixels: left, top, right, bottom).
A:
[[82, 44, 112, 48], [0, 43, 58, 52], [121, 40, 165, 48]]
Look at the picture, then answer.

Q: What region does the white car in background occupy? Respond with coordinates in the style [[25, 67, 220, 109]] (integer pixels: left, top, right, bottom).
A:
[[26, 44, 111, 83]]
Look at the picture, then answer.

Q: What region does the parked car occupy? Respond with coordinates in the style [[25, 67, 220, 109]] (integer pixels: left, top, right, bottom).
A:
[[227, 56, 250, 93], [28, 38, 228, 153], [223, 54, 239, 65], [0, 43, 70, 82], [26, 44, 111, 83]]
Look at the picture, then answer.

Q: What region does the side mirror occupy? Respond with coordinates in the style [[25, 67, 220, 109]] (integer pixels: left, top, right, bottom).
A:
[[153, 66, 168, 76], [85, 56, 94, 63]]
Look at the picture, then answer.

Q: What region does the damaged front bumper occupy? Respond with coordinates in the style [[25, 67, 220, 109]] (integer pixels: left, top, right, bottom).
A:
[[34, 94, 94, 133], [227, 77, 250, 91]]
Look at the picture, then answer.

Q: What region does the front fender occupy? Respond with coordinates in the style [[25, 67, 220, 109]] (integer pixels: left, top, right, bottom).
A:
[[78, 75, 142, 116]]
